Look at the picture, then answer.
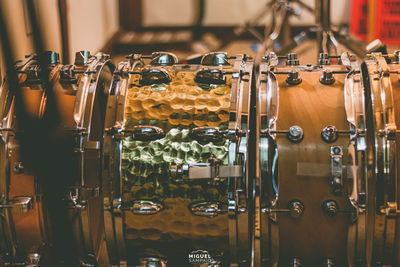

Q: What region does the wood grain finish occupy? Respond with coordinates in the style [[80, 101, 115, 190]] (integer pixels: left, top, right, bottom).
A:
[[274, 68, 353, 265]]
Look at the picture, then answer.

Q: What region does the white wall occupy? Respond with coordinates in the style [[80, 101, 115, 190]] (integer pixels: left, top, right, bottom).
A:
[[67, 0, 119, 62], [0, 0, 119, 65], [143, 0, 350, 27]]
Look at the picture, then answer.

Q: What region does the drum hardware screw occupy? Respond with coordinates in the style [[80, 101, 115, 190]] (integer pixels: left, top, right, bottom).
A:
[[286, 69, 302, 85], [287, 125, 304, 143], [322, 200, 339, 216], [80, 253, 98, 267], [288, 200, 304, 218], [318, 53, 331, 65], [291, 257, 302, 266], [13, 161, 24, 174], [325, 258, 335, 266], [321, 126, 338, 143], [319, 69, 335, 85], [286, 53, 300, 66], [26, 252, 40, 265]]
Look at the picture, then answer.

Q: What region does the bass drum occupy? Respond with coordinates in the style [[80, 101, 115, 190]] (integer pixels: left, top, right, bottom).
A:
[[0, 52, 60, 266], [48, 51, 114, 265], [362, 52, 400, 266], [256, 52, 371, 266], [102, 52, 255, 266]]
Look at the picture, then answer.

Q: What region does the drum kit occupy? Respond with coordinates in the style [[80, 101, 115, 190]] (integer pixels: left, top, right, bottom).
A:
[[0, 1, 400, 267], [0, 48, 400, 267]]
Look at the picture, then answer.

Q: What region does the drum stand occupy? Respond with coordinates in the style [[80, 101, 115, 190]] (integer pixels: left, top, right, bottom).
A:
[[234, 0, 313, 57], [313, 0, 366, 58], [235, 0, 367, 60]]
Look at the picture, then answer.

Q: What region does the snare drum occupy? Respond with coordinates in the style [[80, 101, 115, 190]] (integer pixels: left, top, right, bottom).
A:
[[362, 52, 400, 266], [103, 52, 255, 266], [256, 52, 370, 266], [0, 52, 60, 266], [48, 51, 114, 265]]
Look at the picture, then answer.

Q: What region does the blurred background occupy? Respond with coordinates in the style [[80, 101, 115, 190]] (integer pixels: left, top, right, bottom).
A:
[[0, 0, 399, 69]]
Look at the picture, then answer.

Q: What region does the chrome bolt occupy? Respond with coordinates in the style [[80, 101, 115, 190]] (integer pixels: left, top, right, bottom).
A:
[[286, 69, 302, 85], [291, 257, 302, 266], [13, 161, 24, 174], [318, 53, 330, 65], [319, 69, 335, 85], [287, 53, 300, 65], [322, 200, 339, 216], [321, 126, 338, 143], [325, 258, 335, 266], [287, 125, 304, 143], [288, 200, 304, 218]]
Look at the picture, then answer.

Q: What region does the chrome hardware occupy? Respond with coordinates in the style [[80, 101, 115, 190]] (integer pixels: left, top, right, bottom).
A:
[[287, 125, 304, 143], [189, 201, 226, 217], [150, 52, 178, 66], [26, 252, 41, 266], [139, 257, 167, 267], [0, 196, 33, 213], [13, 161, 24, 174], [200, 52, 230, 66], [288, 200, 304, 218], [322, 200, 339, 216], [74, 51, 91, 66], [380, 202, 399, 217], [24, 64, 41, 85], [392, 50, 400, 64], [126, 125, 165, 141], [330, 146, 343, 195], [60, 65, 78, 84], [262, 125, 304, 143], [263, 200, 304, 218], [325, 258, 335, 267], [130, 200, 163, 215], [321, 126, 338, 143], [291, 257, 302, 266], [194, 69, 226, 85], [170, 163, 243, 180], [80, 253, 98, 267], [286, 69, 302, 85], [321, 126, 354, 143], [319, 69, 335, 85], [43, 50, 60, 66], [318, 53, 330, 65], [286, 53, 299, 66], [190, 126, 245, 143], [139, 68, 171, 85], [67, 187, 100, 208]]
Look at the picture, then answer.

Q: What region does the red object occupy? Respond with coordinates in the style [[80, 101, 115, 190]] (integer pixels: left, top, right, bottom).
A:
[[350, 0, 368, 41], [374, 0, 400, 45]]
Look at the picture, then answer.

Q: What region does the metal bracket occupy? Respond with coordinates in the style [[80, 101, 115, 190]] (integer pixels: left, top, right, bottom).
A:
[[106, 125, 165, 141], [262, 200, 304, 218], [380, 202, 400, 218], [170, 163, 243, 180], [330, 146, 343, 195], [0, 196, 33, 213]]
